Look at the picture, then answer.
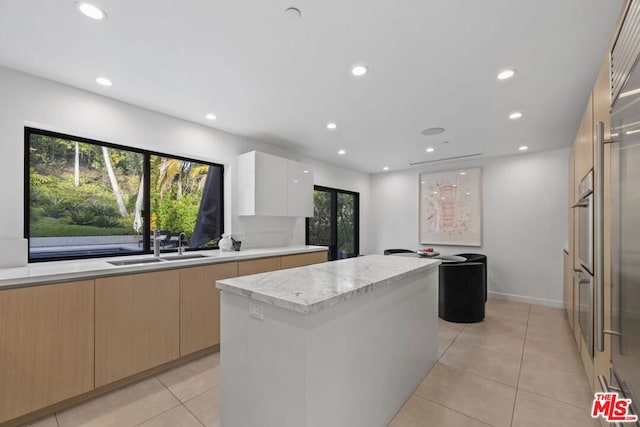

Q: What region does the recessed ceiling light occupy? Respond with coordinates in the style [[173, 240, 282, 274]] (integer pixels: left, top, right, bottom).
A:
[[518, 146, 529, 151], [421, 127, 445, 136], [76, 2, 106, 20], [509, 111, 523, 119], [326, 122, 337, 130], [459, 172, 466, 175], [205, 113, 216, 120], [338, 149, 346, 155], [283, 7, 301, 20], [426, 147, 435, 153], [421, 181, 425, 184], [497, 69, 517, 80], [351, 65, 368, 76], [95, 77, 112, 86], [303, 170, 309, 174], [383, 166, 389, 171]]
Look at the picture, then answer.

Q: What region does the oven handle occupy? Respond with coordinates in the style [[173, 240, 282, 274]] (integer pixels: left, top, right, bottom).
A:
[[573, 268, 591, 284], [595, 121, 621, 352]]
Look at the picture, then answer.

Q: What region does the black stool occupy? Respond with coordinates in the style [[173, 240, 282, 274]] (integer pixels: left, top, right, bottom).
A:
[[438, 262, 485, 323], [455, 253, 487, 301]]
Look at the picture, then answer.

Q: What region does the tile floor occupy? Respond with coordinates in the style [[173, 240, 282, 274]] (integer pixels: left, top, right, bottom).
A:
[[24, 299, 597, 427]]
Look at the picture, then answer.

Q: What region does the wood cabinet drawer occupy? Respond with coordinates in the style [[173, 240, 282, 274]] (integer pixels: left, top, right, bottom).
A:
[[95, 270, 180, 387], [281, 252, 327, 269], [238, 257, 282, 276], [0, 280, 94, 423], [180, 262, 238, 356]]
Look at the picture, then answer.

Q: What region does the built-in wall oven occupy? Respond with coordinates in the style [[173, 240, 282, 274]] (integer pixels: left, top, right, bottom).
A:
[[573, 170, 594, 357], [576, 170, 594, 274]]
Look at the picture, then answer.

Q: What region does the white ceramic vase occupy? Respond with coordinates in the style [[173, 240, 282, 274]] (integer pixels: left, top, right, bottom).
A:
[[219, 233, 233, 251]]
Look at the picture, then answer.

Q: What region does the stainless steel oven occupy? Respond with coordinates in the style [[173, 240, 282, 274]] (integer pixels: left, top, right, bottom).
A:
[[573, 169, 594, 358], [574, 170, 594, 274]]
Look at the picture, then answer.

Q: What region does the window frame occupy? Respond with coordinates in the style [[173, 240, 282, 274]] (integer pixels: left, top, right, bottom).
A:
[[24, 127, 224, 263]]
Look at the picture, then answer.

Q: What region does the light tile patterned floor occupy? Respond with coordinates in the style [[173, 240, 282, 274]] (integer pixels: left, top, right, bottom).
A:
[[24, 300, 596, 427]]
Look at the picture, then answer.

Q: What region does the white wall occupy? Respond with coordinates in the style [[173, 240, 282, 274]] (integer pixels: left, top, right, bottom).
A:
[[0, 65, 568, 306], [0, 65, 372, 264], [371, 148, 570, 307]]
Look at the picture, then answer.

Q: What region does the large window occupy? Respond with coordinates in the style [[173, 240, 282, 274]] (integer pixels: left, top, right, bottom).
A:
[[306, 186, 359, 261], [25, 128, 224, 262]]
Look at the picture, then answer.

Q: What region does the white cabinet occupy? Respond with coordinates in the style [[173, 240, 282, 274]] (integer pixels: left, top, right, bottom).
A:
[[287, 160, 313, 217], [238, 151, 313, 217]]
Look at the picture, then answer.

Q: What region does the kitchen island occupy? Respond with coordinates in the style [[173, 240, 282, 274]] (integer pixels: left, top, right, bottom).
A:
[[216, 254, 440, 427]]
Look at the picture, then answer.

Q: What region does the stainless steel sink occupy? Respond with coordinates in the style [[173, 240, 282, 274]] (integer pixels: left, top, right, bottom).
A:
[[161, 253, 210, 261], [108, 258, 166, 266]]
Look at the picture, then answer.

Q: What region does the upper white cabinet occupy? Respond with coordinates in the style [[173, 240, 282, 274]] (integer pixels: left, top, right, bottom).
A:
[[287, 159, 313, 217], [238, 151, 313, 217]]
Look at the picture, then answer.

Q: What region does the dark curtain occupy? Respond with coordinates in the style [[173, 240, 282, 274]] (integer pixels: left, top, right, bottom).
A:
[[191, 165, 223, 248]]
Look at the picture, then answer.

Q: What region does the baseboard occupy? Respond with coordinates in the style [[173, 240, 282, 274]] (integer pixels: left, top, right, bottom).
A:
[[488, 291, 564, 309]]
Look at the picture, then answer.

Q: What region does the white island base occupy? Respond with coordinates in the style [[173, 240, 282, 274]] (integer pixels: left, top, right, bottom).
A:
[[218, 255, 439, 427]]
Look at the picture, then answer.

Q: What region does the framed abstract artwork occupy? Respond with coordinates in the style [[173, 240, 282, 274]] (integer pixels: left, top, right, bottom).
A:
[[419, 167, 482, 246]]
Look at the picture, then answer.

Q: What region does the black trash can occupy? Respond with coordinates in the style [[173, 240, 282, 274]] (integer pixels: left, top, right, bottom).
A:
[[438, 262, 485, 323]]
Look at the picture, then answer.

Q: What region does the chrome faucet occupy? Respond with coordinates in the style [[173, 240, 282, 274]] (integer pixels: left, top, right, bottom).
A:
[[177, 232, 187, 255], [153, 229, 161, 257]]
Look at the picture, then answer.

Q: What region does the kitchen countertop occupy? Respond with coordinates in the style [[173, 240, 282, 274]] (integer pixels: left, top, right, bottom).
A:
[[216, 254, 440, 314], [0, 246, 327, 290]]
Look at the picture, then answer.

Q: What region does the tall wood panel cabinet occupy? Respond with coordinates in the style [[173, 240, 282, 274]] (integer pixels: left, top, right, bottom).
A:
[[0, 280, 95, 423], [180, 262, 238, 356], [95, 270, 180, 387]]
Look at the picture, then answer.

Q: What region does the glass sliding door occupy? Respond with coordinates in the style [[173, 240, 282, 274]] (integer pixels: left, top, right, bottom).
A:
[[306, 186, 359, 261]]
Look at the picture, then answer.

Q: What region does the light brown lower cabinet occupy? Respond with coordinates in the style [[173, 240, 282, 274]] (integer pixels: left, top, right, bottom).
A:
[[180, 262, 238, 356], [281, 251, 328, 269], [95, 270, 180, 387], [0, 280, 95, 424], [238, 256, 282, 276], [0, 251, 328, 424]]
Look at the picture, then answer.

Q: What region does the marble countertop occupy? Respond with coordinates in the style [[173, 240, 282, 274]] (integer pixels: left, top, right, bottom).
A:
[[0, 246, 327, 290], [216, 254, 440, 314]]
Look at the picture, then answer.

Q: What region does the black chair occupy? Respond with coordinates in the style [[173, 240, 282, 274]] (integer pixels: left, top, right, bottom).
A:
[[383, 249, 415, 255], [438, 262, 485, 323], [455, 253, 487, 301]]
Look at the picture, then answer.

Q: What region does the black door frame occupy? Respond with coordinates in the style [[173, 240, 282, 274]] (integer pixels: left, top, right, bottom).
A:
[[306, 185, 359, 261]]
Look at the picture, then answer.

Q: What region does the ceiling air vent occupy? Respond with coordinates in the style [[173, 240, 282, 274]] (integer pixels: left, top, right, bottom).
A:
[[611, 0, 640, 105], [409, 153, 482, 166]]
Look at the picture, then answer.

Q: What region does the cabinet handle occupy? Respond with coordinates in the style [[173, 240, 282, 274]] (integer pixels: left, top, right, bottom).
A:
[[595, 121, 621, 353], [598, 374, 622, 393], [572, 269, 590, 284]]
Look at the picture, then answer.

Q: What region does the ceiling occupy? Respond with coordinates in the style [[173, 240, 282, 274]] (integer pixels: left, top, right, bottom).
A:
[[0, 0, 624, 173]]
